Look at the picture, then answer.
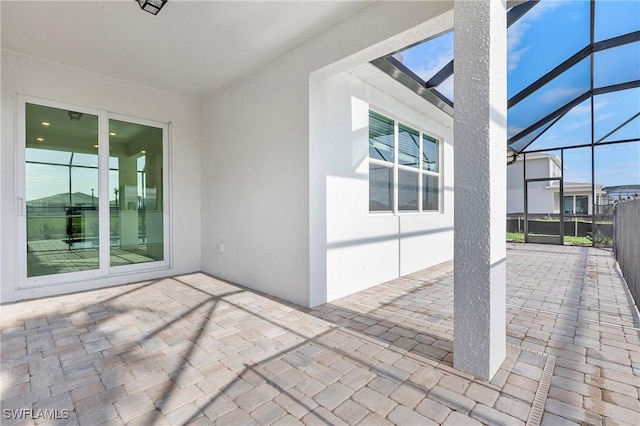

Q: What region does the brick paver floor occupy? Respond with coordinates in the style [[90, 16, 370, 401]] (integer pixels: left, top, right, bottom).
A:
[[1, 243, 638, 425]]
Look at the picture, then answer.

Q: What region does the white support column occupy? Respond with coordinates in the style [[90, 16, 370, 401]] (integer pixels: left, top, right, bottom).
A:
[[453, 0, 507, 380]]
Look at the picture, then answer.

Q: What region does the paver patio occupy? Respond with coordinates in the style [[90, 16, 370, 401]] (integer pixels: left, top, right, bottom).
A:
[[1, 243, 638, 425]]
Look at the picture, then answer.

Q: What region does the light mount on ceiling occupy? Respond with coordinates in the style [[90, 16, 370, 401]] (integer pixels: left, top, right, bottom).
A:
[[67, 111, 83, 121], [137, 0, 167, 16]]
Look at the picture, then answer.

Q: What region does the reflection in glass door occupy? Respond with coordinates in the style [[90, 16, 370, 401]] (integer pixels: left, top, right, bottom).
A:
[[109, 119, 164, 268], [25, 103, 99, 277]]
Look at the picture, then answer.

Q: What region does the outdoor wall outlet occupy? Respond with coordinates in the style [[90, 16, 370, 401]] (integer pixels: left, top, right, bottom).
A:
[[219, 241, 224, 253]]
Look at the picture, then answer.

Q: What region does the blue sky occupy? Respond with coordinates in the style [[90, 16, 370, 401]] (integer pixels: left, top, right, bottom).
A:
[[399, 0, 639, 188]]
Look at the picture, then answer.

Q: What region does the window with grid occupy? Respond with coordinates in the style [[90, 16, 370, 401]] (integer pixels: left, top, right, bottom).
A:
[[368, 110, 441, 213]]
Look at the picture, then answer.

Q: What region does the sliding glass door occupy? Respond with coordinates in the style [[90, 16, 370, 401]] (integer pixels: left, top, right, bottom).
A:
[[25, 103, 100, 277], [20, 97, 169, 286], [109, 119, 164, 270]]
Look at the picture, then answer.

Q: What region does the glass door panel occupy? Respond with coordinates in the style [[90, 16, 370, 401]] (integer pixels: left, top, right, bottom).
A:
[[109, 119, 164, 267], [25, 103, 99, 277], [563, 196, 574, 214]]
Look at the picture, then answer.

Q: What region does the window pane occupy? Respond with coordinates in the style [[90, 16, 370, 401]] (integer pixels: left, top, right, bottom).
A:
[[398, 169, 419, 211], [422, 174, 439, 211], [575, 195, 589, 214], [369, 111, 394, 162], [398, 124, 419, 168], [563, 196, 574, 214], [109, 120, 164, 266], [25, 103, 99, 277], [369, 163, 393, 211], [422, 136, 439, 172]]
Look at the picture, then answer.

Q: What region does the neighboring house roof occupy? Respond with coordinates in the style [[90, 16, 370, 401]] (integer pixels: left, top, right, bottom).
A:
[[545, 181, 604, 192], [27, 192, 95, 207], [602, 184, 640, 193]]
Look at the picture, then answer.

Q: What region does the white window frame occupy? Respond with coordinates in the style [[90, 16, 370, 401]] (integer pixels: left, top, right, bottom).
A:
[[563, 194, 590, 215], [16, 94, 172, 289], [368, 109, 442, 215]]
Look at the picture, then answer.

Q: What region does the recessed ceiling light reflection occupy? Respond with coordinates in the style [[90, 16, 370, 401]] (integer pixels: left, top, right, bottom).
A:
[[36, 137, 44, 142], [94, 144, 99, 148], [141, 150, 146, 154], [109, 132, 116, 136], [42, 122, 50, 126]]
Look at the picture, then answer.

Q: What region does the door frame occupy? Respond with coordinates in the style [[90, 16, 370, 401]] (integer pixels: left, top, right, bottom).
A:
[[524, 176, 564, 245], [16, 94, 171, 289]]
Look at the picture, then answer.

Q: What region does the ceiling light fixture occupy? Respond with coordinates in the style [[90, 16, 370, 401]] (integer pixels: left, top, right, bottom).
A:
[[42, 122, 50, 126], [136, 0, 167, 15], [67, 111, 83, 121]]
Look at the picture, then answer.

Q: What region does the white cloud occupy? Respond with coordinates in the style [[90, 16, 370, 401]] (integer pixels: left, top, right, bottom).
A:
[[508, 125, 524, 138], [508, 1, 564, 71], [595, 112, 615, 122], [564, 118, 591, 130], [564, 98, 609, 117], [592, 100, 609, 112], [402, 33, 453, 83], [412, 53, 452, 83], [539, 86, 583, 104], [508, 47, 529, 72], [569, 103, 592, 115]]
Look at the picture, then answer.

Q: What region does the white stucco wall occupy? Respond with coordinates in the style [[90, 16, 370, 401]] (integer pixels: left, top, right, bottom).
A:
[[507, 156, 557, 214], [200, 1, 454, 307], [506, 160, 525, 213], [309, 73, 453, 305], [1, 50, 202, 302], [508, 155, 600, 215]]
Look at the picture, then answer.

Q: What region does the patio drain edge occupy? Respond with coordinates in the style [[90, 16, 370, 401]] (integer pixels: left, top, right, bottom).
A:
[[526, 353, 556, 426]]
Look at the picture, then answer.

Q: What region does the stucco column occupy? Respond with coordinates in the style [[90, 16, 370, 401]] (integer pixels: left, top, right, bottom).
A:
[[453, 0, 507, 380]]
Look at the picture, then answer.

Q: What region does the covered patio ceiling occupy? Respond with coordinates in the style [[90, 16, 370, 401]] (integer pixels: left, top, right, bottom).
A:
[[372, 0, 640, 155], [0, 1, 371, 98]]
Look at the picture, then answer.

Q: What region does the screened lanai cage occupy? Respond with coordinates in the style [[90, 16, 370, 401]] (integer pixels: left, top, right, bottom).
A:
[[372, 0, 639, 247]]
